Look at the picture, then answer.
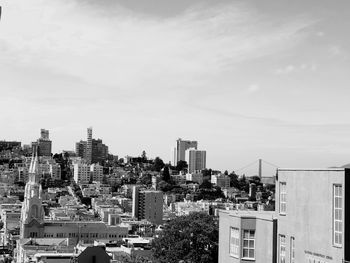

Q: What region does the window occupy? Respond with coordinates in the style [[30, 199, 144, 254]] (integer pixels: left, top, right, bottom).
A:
[[290, 237, 295, 263], [333, 184, 342, 247], [229, 227, 239, 258], [279, 182, 287, 214], [279, 235, 286, 263], [242, 230, 255, 259]]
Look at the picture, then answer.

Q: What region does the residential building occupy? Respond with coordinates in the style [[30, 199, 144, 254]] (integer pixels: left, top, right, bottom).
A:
[[186, 172, 204, 184], [75, 140, 87, 158], [211, 174, 231, 188], [49, 163, 61, 180], [37, 128, 52, 156], [185, 148, 206, 173], [91, 138, 108, 164], [74, 163, 90, 184], [0, 141, 21, 151], [132, 186, 163, 225], [90, 163, 103, 182]]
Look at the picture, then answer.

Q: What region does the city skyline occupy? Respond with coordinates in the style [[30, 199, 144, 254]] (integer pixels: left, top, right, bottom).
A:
[[1, 0, 350, 172]]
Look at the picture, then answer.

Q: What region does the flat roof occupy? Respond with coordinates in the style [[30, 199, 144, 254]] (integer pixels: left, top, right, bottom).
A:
[[219, 210, 276, 221], [277, 168, 346, 172]]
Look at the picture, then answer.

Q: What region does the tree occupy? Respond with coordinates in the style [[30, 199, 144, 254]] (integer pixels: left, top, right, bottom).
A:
[[141, 150, 147, 162], [238, 174, 249, 192], [162, 166, 170, 182], [152, 212, 218, 263], [228, 171, 239, 189], [199, 179, 212, 189], [176, 160, 188, 171], [152, 157, 165, 172]]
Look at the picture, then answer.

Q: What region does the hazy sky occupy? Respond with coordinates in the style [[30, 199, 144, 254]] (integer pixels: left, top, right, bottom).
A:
[[1, 0, 350, 174]]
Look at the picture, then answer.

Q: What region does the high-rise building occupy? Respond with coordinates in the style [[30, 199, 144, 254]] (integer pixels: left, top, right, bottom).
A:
[[173, 138, 198, 165], [40, 129, 49, 140], [91, 139, 108, 164], [132, 186, 163, 225], [35, 129, 52, 157], [75, 128, 109, 165], [86, 127, 92, 164], [185, 148, 206, 173], [75, 140, 86, 158]]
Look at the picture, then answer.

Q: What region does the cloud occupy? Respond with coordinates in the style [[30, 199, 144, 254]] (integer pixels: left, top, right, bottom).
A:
[[275, 63, 317, 74], [0, 0, 315, 101], [247, 84, 260, 94]]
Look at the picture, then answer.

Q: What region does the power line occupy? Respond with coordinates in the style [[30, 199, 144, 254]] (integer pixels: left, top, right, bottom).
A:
[[262, 160, 280, 168]]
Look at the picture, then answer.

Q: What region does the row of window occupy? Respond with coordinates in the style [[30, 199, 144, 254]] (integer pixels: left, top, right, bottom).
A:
[[229, 228, 255, 259], [279, 235, 295, 263], [279, 182, 343, 247]]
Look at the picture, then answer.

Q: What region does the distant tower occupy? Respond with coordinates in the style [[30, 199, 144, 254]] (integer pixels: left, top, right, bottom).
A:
[[20, 151, 45, 238], [174, 138, 198, 165], [86, 127, 92, 164], [185, 148, 206, 173], [258, 159, 262, 178]]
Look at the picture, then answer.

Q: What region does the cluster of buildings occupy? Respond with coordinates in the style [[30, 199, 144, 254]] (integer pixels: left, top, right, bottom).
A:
[[75, 127, 109, 165], [0, 131, 282, 262]]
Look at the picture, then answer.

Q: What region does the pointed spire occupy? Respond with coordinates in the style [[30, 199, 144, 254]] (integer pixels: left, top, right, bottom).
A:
[[29, 147, 39, 175]]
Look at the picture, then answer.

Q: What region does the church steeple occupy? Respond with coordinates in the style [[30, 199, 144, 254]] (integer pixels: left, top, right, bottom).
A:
[[20, 151, 45, 238], [28, 148, 40, 184]]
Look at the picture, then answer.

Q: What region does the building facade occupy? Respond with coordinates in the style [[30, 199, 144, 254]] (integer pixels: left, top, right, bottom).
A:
[[86, 127, 92, 164], [74, 163, 90, 184], [276, 168, 350, 263], [37, 129, 52, 156], [219, 211, 277, 263], [132, 186, 163, 225], [173, 138, 198, 165], [185, 148, 206, 173]]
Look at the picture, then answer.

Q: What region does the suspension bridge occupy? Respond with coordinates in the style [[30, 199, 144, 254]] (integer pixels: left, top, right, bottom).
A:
[[234, 159, 279, 178]]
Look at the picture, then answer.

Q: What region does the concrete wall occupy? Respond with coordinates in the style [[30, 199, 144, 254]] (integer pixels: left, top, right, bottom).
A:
[[276, 169, 346, 263]]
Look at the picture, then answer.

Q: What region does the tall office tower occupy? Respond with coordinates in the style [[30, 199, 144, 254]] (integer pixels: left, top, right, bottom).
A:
[[86, 127, 92, 164], [36, 129, 52, 156], [174, 138, 198, 165], [185, 148, 206, 173], [132, 186, 163, 225]]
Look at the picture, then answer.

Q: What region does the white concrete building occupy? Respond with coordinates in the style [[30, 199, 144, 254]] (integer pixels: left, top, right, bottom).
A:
[[73, 163, 90, 184]]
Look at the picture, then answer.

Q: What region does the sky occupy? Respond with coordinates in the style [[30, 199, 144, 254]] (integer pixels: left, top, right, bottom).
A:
[[1, 0, 350, 175]]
